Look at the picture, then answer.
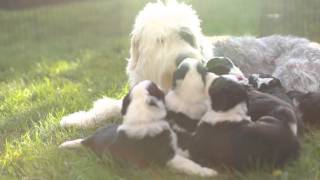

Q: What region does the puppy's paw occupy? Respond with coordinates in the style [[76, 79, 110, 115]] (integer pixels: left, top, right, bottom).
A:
[[197, 167, 218, 177], [60, 111, 95, 128], [59, 139, 83, 149]]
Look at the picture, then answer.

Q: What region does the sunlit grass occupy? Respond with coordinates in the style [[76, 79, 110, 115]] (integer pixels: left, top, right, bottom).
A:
[[0, 0, 319, 179]]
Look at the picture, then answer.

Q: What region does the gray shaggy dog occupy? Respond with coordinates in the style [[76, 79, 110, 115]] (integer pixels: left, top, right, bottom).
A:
[[211, 35, 320, 93]]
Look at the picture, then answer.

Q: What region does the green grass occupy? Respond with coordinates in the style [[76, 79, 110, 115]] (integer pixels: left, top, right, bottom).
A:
[[0, 0, 320, 179]]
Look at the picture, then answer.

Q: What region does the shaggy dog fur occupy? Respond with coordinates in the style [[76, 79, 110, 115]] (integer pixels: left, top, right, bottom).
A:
[[60, 0, 211, 128], [60, 0, 320, 129], [127, 0, 212, 92], [59, 80, 217, 177], [212, 35, 320, 92]]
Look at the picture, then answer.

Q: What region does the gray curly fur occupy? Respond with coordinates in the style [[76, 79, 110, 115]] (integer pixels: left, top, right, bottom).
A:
[[212, 35, 320, 92]]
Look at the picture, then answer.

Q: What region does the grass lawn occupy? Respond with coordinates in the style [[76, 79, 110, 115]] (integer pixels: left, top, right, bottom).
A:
[[0, 0, 320, 179]]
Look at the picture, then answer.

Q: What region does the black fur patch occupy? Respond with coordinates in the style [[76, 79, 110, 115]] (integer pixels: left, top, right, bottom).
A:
[[172, 63, 189, 88], [175, 53, 193, 66], [167, 111, 199, 132], [121, 91, 131, 115], [248, 74, 292, 104], [83, 123, 175, 167], [82, 123, 120, 156], [197, 63, 207, 85], [166, 111, 198, 150], [147, 82, 165, 102], [289, 91, 320, 126], [206, 57, 234, 75], [247, 89, 303, 135], [208, 77, 248, 111], [179, 27, 196, 47], [190, 118, 300, 170]]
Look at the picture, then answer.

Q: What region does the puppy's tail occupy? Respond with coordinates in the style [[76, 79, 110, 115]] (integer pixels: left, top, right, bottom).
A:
[[59, 138, 84, 149]]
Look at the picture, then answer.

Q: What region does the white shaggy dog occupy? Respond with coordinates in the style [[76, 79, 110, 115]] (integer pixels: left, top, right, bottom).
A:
[[60, 0, 211, 128], [60, 0, 320, 129], [127, 0, 212, 92]]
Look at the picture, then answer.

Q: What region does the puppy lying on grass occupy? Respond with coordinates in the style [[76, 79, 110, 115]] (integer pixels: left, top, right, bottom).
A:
[[190, 75, 300, 171], [59, 80, 217, 177]]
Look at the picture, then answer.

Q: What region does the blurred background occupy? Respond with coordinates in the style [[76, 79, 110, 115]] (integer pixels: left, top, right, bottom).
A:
[[0, 0, 319, 75]]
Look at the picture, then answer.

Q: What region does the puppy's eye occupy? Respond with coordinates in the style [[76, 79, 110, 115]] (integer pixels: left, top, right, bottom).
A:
[[148, 98, 158, 108]]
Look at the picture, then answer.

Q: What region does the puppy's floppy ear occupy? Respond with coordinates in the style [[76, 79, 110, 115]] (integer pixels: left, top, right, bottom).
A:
[[147, 82, 165, 102], [208, 77, 248, 111], [146, 97, 159, 108], [121, 91, 131, 116], [172, 63, 189, 89], [206, 57, 230, 75]]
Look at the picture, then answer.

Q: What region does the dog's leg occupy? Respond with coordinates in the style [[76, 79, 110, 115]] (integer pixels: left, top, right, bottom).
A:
[[60, 97, 122, 128], [59, 138, 84, 149], [166, 154, 217, 177]]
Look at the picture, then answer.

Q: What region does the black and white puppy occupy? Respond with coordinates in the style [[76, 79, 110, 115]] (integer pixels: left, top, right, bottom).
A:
[[248, 73, 292, 104], [205, 57, 247, 83], [190, 75, 300, 171], [288, 91, 320, 126], [248, 73, 304, 135], [59, 80, 217, 177], [165, 58, 208, 152]]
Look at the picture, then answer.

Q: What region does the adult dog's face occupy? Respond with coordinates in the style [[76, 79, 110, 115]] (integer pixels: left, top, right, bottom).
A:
[[127, 1, 207, 92], [121, 80, 166, 122]]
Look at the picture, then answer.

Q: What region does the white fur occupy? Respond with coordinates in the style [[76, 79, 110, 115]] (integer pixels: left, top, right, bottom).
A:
[[222, 74, 248, 85], [127, 1, 211, 92], [60, 97, 122, 128], [59, 139, 83, 149], [289, 122, 298, 136], [201, 103, 251, 126], [212, 35, 320, 92], [166, 58, 208, 119], [118, 80, 168, 138], [118, 121, 170, 139], [60, 80, 217, 177], [60, 1, 212, 129], [167, 154, 217, 177], [251, 74, 274, 89], [205, 73, 219, 95], [169, 128, 190, 158]]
